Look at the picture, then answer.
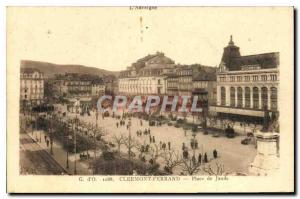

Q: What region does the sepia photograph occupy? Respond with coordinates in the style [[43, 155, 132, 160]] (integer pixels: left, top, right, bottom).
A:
[[6, 6, 294, 193]]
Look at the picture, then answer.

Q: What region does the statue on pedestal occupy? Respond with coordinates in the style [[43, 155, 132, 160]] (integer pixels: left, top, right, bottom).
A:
[[248, 106, 280, 176]]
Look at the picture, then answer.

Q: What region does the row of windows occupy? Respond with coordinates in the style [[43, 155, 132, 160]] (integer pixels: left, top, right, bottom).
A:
[[21, 73, 43, 79], [177, 69, 193, 76], [178, 77, 192, 83], [219, 74, 278, 82], [138, 69, 164, 77], [167, 82, 178, 87], [119, 87, 161, 94], [69, 86, 91, 91], [21, 94, 43, 100], [120, 79, 162, 85], [220, 86, 277, 110], [65, 81, 91, 86], [21, 80, 43, 85], [178, 84, 192, 90], [193, 81, 208, 88], [22, 88, 43, 93]]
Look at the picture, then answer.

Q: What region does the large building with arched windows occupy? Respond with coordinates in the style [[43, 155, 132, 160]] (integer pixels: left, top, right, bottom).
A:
[[118, 52, 176, 95], [210, 36, 279, 122]]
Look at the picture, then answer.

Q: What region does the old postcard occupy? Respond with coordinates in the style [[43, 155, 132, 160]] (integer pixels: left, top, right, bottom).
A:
[[7, 7, 294, 193]]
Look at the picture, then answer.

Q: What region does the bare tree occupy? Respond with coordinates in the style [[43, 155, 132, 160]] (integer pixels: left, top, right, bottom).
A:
[[203, 162, 227, 176], [123, 136, 140, 159], [148, 143, 164, 164], [112, 134, 126, 154], [180, 157, 201, 175], [162, 150, 182, 174]]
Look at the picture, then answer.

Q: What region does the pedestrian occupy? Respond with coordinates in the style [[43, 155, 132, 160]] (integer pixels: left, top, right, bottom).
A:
[[152, 136, 155, 143], [183, 149, 189, 159], [149, 135, 152, 143], [182, 143, 186, 151], [192, 155, 196, 166], [213, 149, 218, 159], [116, 122, 119, 128], [149, 159, 154, 165], [140, 120, 143, 126], [190, 140, 194, 149], [46, 139, 49, 147], [204, 153, 208, 163], [195, 140, 198, 149], [198, 153, 202, 164], [44, 135, 47, 142], [162, 143, 166, 150], [168, 142, 171, 150]]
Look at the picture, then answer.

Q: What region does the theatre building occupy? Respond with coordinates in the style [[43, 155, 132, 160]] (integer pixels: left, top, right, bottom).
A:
[[118, 52, 176, 96], [210, 36, 279, 122]]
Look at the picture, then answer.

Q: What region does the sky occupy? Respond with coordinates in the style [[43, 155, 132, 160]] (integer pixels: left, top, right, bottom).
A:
[[7, 7, 293, 71]]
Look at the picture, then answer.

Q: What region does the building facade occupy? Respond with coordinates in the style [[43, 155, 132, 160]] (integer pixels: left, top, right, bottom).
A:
[[20, 68, 45, 105], [177, 65, 193, 96], [166, 74, 179, 96], [53, 73, 106, 98], [118, 52, 175, 95], [210, 36, 279, 120], [192, 69, 217, 106], [91, 79, 106, 97]]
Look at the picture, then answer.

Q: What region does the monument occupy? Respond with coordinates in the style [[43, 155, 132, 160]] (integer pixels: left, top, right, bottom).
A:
[[249, 108, 280, 176]]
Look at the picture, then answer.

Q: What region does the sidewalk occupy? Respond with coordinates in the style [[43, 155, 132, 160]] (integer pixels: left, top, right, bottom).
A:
[[27, 129, 93, 175]]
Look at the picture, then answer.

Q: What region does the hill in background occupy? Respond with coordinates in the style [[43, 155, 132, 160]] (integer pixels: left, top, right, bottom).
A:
[[20, 60, 119, 78]]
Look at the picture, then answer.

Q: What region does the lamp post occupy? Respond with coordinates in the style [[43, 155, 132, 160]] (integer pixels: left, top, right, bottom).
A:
[[128, 117, 132, 160], [95, 111, 98, 157], [74, 117, 78, 175], [49, 114, 54, 155], [66, 122, 69, 169], [192, 132, 197, 158], [73, 99, 80, 175]]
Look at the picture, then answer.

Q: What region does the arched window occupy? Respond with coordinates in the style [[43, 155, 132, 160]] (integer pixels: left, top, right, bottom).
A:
[[237, 87, 243, 107], [230, 87, 236, 107], [221, 87, 226, 106], [253, 87, 259, 109], [245, 87, 250, 108], [271, 87, 277, 110], [261, 87, 268, 110]]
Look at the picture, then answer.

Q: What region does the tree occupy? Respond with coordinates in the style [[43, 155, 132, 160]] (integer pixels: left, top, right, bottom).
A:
[[203, 162, 227, 176], [162, 150, 182, 174], [180, 156, 201, 175], [123, 136, 140, 159], [148, 143, 164, 164], [112, 134, 126, 154]]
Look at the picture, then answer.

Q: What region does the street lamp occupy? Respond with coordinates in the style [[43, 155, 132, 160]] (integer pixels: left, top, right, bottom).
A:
[[128, 117, 132, 160], [73, 99, 80, 175], [49, 115, 54, 155], [66, 122, 69, 169], [192, 132, 197, 158]]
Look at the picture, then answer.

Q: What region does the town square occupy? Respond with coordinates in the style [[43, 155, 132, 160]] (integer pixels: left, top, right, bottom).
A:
[[19, 35, 279, 176]]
